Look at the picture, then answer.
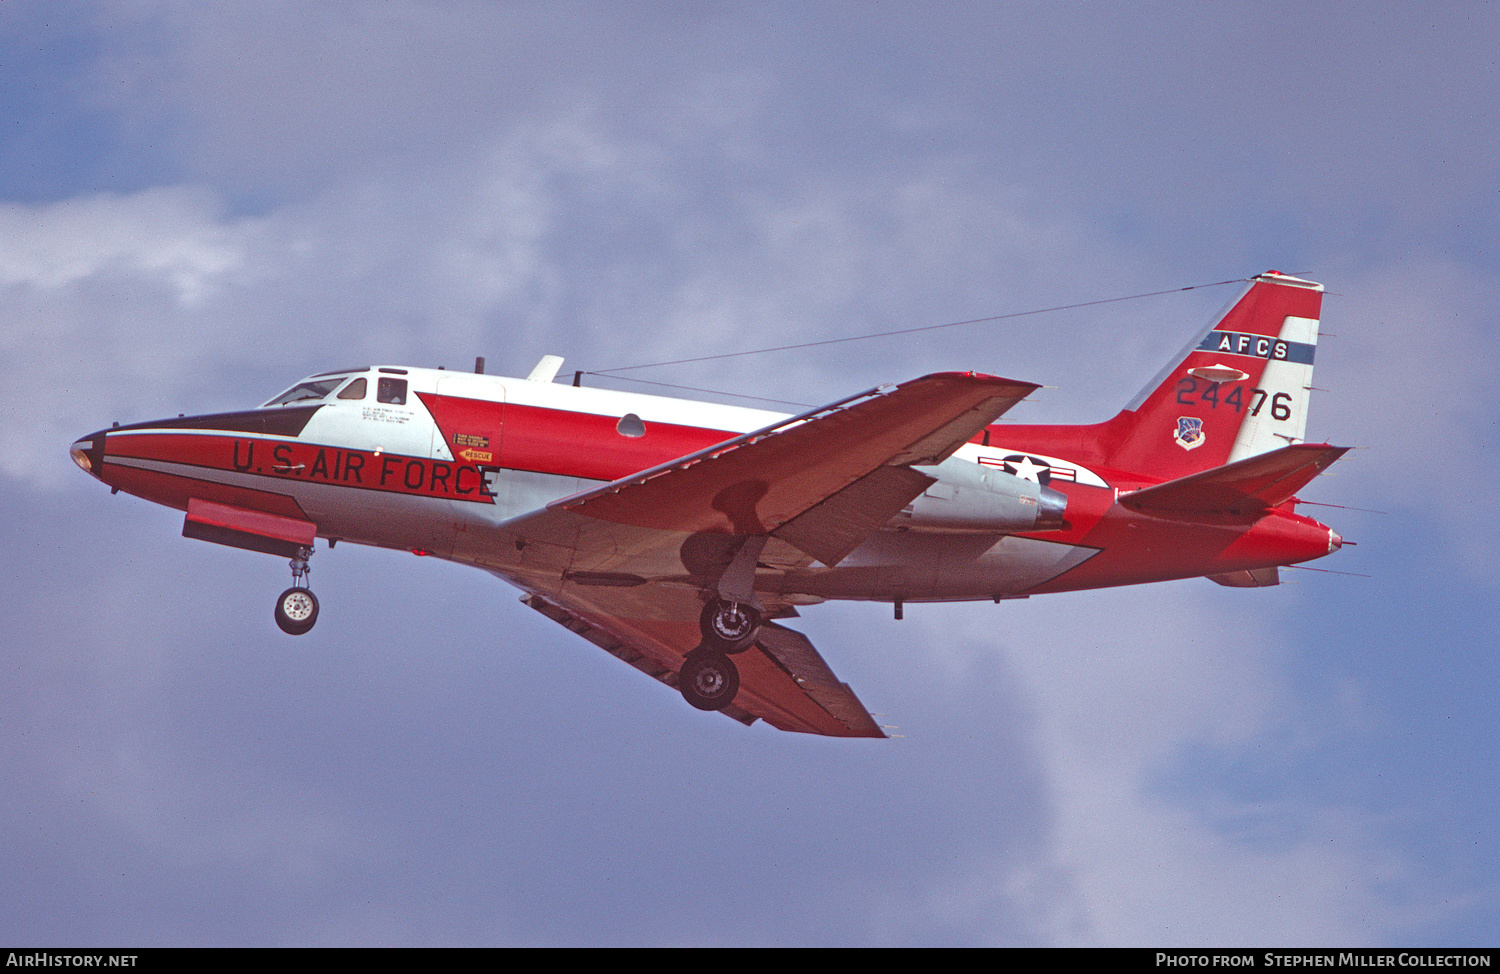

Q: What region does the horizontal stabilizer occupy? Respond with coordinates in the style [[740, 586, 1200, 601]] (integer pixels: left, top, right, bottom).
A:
[[1120, 443, 1350, 517], [1210, 567, 1281, 587]]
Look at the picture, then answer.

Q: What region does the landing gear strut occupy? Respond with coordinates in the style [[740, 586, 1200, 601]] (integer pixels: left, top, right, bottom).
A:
[[274, 547, 319, 635], [699, 598, 761, 654], [678, 648, 740, 711]]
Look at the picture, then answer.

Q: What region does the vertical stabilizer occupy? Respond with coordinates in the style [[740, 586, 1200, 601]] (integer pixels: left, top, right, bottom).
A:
[[1097, 271, 1324, 481]]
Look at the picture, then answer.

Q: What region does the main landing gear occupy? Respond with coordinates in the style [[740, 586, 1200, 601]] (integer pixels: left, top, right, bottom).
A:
[[274, 547, 319, 636], [678, 648, 741, 711], [699, 598, 761, 654], [677, 598, 762, 711]]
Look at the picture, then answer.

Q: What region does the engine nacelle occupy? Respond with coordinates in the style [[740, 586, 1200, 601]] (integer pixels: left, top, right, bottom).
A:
[[895, 456, 1068, 534]]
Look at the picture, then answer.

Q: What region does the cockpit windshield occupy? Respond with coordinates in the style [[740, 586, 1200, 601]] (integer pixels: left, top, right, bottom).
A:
[[263, 377, 349, 406]]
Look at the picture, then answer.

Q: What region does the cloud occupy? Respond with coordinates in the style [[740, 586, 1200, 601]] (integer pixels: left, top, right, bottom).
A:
[[1313, 257, 1500, 578], [0, 187, 265, 485], [867, 584, 1432, 945], [0, 187, 243, 298]]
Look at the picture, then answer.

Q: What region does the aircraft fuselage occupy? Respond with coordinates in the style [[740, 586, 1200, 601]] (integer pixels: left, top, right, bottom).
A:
[[73, 363, 1339, 608]]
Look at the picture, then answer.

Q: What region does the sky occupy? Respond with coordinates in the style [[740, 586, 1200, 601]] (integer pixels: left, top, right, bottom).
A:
[[2, 0, 1497, 947]]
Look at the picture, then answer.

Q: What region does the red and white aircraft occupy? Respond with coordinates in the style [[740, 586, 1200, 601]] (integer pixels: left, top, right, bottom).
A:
[[72, 271, 1347, 737]]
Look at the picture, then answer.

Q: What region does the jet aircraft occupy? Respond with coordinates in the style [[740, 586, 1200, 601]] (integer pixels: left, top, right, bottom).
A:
[[71, 271, 1348, 737]]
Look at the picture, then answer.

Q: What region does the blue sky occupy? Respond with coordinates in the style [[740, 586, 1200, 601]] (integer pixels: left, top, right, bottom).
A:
[[2, 1, 1497, 945]]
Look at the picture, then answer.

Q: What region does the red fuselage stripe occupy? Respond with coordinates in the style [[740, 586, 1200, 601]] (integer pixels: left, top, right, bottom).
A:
[[101, 400, 742, 506]]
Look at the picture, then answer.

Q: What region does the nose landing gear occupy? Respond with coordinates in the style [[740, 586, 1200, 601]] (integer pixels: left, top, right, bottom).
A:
[[274, 547, 319, 635]]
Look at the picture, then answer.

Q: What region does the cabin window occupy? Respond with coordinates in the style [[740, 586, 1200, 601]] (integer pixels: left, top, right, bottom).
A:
[[377, 377, 408, 405], [616, 413, 646, 438], [337, 377, 367, 400]]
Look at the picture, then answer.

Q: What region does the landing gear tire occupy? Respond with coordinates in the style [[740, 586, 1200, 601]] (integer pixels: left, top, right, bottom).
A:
[[678, 649, 740, 711], [275, 587, 319, 635], [699, 599, 761, 654]]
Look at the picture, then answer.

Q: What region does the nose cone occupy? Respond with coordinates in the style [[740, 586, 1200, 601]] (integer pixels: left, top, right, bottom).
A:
[[70, 430, 109, 480], [1329, 528, 1343, 553]]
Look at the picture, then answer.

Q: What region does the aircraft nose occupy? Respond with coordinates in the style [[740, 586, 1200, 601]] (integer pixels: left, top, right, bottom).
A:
[[1329, 528, 1343, 553], [70, 430, 109, 480]]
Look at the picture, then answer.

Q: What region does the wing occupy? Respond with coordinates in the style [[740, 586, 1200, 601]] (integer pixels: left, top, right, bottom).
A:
[[492, 372, 1037, 736], [550, 371, 1036, 541]]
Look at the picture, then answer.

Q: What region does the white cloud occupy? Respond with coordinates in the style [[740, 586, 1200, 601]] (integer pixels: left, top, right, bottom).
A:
[[882, 588, 1425, 945], [1045, 768, 1411, 944], [1313, 257, 1500, 578], [0, 187, 245, 300], [0, 187, 267, 486]]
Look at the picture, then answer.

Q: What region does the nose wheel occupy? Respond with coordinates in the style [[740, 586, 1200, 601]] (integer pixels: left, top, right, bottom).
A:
[[274, 547, 319, 635], [275, 586, 319, 635]]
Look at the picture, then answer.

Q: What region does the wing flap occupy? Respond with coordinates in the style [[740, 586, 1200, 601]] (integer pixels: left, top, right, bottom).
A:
[[1119, 443, 1350, 517], [753, 622, 885, 737], [771, 465, 937, 567]]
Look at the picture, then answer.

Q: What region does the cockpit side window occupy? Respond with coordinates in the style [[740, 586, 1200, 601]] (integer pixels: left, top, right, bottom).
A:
[[377, 377, 408, 405], [336, 377, 367, 400], [264, 377, 347, 406]]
